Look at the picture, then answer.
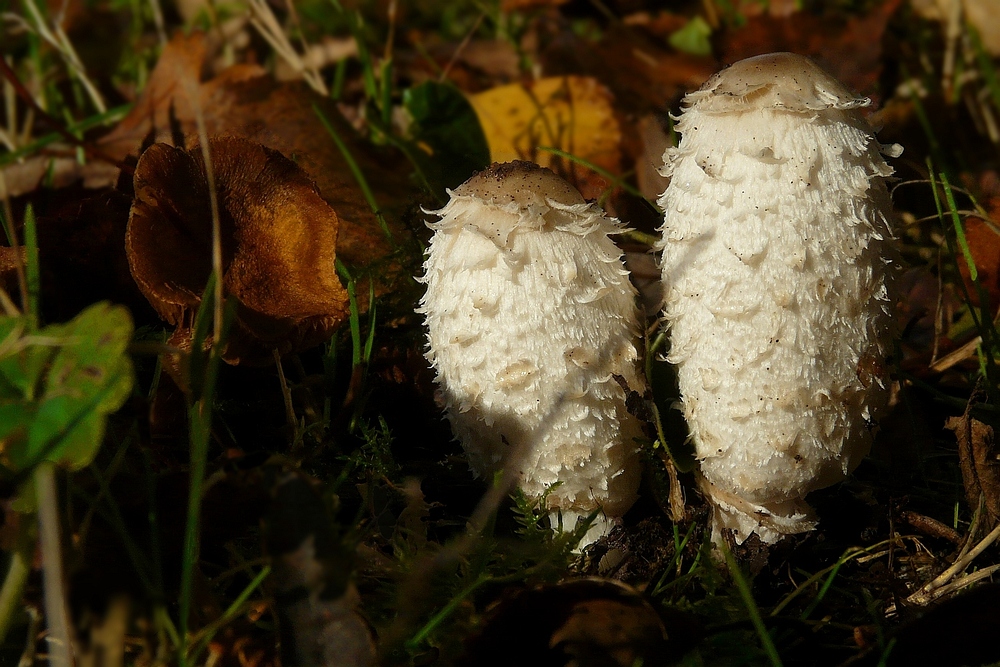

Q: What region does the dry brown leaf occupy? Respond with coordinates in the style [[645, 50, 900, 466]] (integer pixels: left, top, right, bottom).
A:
[[0, 246, 26, 307], [459, 578, 678, 667], [946, 411, 1000, 528], [468, 76, 621, 199], [539, 24, 717, 112], [127, 137, 349, 365], [501, 0, 569, 10], [634, 114, 671, 201], [719, 0, 903, 97], [955, 217, 1000, 307], [99, 31, 415, 275]]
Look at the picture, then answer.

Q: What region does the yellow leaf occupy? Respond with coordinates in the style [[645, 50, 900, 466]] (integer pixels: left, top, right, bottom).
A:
[[468, 76, 621, 200]]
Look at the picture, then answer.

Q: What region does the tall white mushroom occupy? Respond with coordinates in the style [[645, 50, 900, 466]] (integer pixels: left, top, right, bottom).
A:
[[420, 161, 645, 544], [657, 53, 901, 544]]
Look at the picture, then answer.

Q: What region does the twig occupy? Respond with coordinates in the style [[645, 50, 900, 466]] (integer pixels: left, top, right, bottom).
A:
[[247, 0, 328, 96], [930, 335, 982, 372], [906, 521, 1000, 606]]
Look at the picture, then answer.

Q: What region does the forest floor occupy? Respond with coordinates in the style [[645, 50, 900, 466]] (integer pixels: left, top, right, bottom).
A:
[[3, 0, 1000, 665]]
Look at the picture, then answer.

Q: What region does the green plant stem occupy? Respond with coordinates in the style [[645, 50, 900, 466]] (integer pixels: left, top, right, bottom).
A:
[[23, 205, 39, 328], [770, 539, 898, 617], [36, 462, 72, 667], [538, 146, 661, 212], [722, 543, 783, 667], [189, 565, 271, 663], [314, 104, 393, 243], [178, 284, 232, 667], [0, 543, 31, 645], [941, 171, 980, 285], [405, 574, 489, 650], [0, 104, 131, 166], [179, 401, 211, 667], [336, 259, 363, 368]]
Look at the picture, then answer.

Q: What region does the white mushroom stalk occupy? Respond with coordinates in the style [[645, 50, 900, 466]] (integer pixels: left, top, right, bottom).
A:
[[657, 53, 901, 544], [420, 161, 645, 544]]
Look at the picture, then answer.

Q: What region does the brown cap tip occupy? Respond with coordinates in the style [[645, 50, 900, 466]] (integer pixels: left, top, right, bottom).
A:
[[692, 52, 868, 114], [453, 161, 586, 208]]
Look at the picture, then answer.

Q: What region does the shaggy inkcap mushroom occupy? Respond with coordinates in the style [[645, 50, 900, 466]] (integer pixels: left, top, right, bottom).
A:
[[656, 53, 901, 544], [420, 161, 645, 543]]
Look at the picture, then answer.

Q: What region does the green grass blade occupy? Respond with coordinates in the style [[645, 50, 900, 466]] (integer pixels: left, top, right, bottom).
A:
[[941, 171, 980, 284], [363, 281, 376, 365], [314, 104, 393, 243], [336, 259, 362, 368], [332, 58, 347, 100], [722, 543, 783, 667], [190, 565, 271, 663], [405, 574, 490, 651], [23, 205, 39, 328], [0, 536, 31, 645], [538, 146, 661, 213], [179, 287, 236, 667], [0, 104, 131, 166], [380, 58, 393, 129]]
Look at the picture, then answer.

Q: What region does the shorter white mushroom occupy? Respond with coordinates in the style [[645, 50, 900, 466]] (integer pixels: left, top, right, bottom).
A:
[[420, 161, 645, 544]]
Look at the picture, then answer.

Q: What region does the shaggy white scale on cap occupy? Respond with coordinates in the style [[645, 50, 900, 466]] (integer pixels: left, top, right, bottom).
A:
[[420, 161, 645, 544], [656, 53, 900, 544]]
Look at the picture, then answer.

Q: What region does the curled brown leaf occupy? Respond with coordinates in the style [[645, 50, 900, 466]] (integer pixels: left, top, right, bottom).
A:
[[127, 136, 349, 365], [946, 411, 1000, 529]]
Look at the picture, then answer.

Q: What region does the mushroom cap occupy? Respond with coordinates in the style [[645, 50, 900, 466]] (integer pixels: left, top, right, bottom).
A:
[[453, 160, 586, 208], [688, 52, 870, 114], [126, 137, 350, 365]]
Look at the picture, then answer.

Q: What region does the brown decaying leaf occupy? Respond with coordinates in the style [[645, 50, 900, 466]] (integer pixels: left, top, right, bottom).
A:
[[127, 136, 349, 365], [0, 246, 26, 307], [502, 0, 569, 10], [955, 218, 1000, 307], [539, 23, 717, 114], [719, 0, 903, 98], [458, 578, 676, 667], [6, 29, 411, 278], [946, 410, 1000, 528], [97, 31, 415, 277]]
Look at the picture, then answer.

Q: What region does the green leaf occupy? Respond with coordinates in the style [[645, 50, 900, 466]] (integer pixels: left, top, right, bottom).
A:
[[0, 317, 56, 399], [669, 16, 713, 57], [1, 302, 134, 471], [403, 81, 490, 194]]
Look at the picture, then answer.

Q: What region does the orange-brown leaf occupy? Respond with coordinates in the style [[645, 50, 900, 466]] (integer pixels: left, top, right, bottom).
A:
[[127, 137, 349, 365]]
